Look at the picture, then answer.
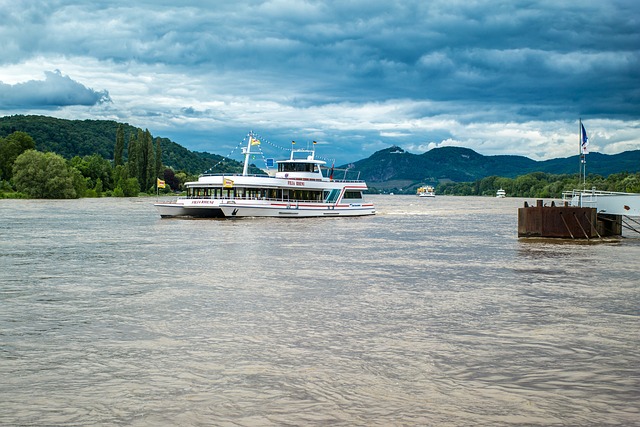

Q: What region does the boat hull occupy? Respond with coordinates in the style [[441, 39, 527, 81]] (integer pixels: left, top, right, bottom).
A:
[[155, 200, 375, 218], [154, 203, 225, 218], [219, 203, 375, 218]]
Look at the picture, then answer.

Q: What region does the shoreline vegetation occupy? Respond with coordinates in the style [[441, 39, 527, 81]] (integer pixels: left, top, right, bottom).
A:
[[367, 171, 640, 197], [2, 123, 639, 200], [0, 125, 195, 200]]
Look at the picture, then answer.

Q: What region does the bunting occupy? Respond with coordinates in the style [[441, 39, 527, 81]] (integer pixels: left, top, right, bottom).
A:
[[203, 132, 335, 174]]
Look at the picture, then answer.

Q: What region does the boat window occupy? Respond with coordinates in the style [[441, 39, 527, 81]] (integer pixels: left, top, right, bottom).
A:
[[343, 191, 363, 199], [324, 189, 340, 203], [278, 163, 315, 173], [289, 190, 323, 201]]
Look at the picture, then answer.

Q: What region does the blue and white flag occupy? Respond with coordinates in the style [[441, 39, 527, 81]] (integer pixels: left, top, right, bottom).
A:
[[581, 123, 589, 154]]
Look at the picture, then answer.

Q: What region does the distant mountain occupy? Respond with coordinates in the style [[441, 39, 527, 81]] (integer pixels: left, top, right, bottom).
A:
[[345, 145, 640, 184], [3, 115, 638, 182], [0, 115, 261, 175]]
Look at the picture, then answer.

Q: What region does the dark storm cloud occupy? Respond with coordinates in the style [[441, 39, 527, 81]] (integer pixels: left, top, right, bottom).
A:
[[1, 0, 638, 162], [3, 0, 637, 115], [0, 70, 111, 109]]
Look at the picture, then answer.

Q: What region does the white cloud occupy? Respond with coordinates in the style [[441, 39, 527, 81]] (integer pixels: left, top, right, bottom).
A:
[[0, 0, 638, 166]]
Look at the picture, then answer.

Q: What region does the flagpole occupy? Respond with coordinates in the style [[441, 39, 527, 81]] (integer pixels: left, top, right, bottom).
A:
[[579, 118, 586, 189], [582, 120, 587, 189]]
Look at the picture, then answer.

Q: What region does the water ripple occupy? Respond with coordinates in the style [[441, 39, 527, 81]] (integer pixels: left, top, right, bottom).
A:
[[1, 196, 639, 426]]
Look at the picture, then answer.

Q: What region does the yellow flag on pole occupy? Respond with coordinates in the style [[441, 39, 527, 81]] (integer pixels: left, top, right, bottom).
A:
[[157, 178, 166, 189]]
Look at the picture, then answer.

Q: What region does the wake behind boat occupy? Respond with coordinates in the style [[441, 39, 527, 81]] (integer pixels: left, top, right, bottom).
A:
[[155, 134, 375, 218]]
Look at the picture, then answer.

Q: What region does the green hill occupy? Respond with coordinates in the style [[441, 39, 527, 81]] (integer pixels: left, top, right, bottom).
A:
[[0, 115, 261, 175], [346, 145, 640, 185], [3, 115, 639, 183]]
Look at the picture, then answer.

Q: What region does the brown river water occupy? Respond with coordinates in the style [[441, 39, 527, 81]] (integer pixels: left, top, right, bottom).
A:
[[1, 195, 639, 426]]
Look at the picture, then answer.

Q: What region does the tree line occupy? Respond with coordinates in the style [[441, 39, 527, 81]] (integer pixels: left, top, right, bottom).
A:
[[0, 126, 198, 199], [0, 115, 263, 177], [436, 171, 640, 198], [3, 124, 639, 199]]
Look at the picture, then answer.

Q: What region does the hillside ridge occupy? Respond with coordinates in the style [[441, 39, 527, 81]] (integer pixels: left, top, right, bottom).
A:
[[3, 115, 639, 181]]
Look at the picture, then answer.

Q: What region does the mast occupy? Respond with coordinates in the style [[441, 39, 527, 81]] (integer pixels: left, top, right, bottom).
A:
[[242, 132, 255, 176]]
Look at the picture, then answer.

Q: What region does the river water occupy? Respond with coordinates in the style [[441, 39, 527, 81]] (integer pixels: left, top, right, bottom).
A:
[[1, 196, 638, 426]]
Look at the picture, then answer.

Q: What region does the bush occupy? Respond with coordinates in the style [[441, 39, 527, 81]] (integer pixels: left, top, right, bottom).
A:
[[12, 150, 78, 198]]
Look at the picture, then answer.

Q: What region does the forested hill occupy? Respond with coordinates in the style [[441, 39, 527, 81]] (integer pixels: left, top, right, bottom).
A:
[[3, 115, 639, 182], [346, 146, 640, 183], [0, 115, 250, 175]]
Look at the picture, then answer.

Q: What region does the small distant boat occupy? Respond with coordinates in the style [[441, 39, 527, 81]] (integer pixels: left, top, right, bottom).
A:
[[417, 186, 435, 198], [496, 188, 506, 198]]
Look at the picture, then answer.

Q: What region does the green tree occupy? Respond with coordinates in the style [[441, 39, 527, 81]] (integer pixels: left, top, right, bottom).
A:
[[122, 177, 141, 197], [143, 129, 155, 190], [155, 137, 163, 183], [127, 131, 139, 181], [113, 164, 128, 186], [135, 129, 145, 187], [0, 131, 36, 181], [114, 124, 125, 166], [70, 166, 87, 197], [69, 154, 113, 190], [94, 178, 103, 197], [12, 150, 78, 198]]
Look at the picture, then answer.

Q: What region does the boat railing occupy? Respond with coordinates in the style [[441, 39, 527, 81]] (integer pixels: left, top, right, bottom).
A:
[[562, 188, 637, 208], [177, 195, 328, 203], [198, 172, 365, 183], [200, 173, 268, 177], [330, 178, 366, 183]]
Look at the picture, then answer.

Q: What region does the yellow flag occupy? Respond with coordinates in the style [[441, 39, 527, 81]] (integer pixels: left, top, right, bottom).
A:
[[250, 136, 260, 145], [157, 178, 166, 189], [223, 178, 234, 188]]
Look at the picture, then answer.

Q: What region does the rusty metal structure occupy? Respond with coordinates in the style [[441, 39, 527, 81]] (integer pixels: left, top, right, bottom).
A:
[[517, 200, 613, 239]]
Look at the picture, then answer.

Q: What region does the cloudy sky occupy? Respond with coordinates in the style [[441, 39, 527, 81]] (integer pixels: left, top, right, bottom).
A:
[[1, 0, 638, 165]]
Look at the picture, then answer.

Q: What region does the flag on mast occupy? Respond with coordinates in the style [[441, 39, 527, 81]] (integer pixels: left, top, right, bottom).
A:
[[581, 123, 589, 154], [157, 178, 166, 189]]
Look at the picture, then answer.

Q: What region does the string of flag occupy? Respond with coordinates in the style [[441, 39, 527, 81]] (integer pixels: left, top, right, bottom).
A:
[[203, 131, 336, 174]]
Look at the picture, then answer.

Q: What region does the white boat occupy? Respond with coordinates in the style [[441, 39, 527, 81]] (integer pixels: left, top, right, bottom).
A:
[[417, 186, 435, 198], [155, 134, 376, 218], [496, 188, 506, 198]]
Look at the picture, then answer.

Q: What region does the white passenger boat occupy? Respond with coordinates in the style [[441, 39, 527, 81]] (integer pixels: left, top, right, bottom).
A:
[[155, 134, 376, 218], [496, 188, 506, 198], [417, 186, 435, 198]]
